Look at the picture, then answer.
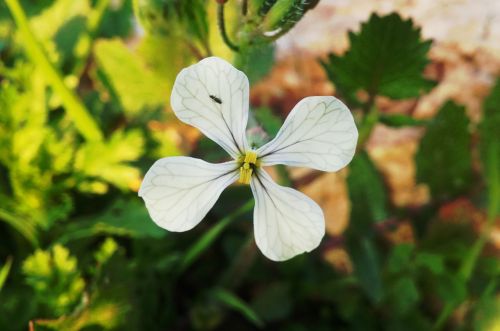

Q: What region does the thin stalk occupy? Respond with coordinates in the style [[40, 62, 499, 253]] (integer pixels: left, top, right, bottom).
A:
[[460, 147, 499, 279], [178, 199, 254, 273], [432, 145, 499, 331], [5, 0, 103, 142], [219, 234, 257, 289], [217, 3, 240, 52], [357, 105, 379, 150]]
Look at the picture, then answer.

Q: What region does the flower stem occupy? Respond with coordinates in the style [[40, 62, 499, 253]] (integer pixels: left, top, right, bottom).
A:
[[178, 199, 254, 272], [219, 234, 257, 289], [4, 0, 103, 142], [432, 145, 499, 330], [357, 105, 379, 150], [217, 2, 240, 52]]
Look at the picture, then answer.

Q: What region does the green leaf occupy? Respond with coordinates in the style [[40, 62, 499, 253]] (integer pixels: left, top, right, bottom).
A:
[[93, 38, 168, 117], [0, 257, 13, 292], [75, 129, 144, 191], [251, 282, 292, 322], [94, 237, 119, 265], [179, 200, 254, 273], [236, 43, 275, 84], [347, 151, 388, 227], [57, 199, 166, 243], [0, 208, 39, 246], [212, 288, 264, 328], [415, 252, 444, 275], [435, 274, 467, 305], [253, 106, 282, 137], [389, 276, 420, 315], [416, 101, 472, 199], [99, 0, 134, 38], [23, 244, 85, 316], [349, 238, 383, 304], [473, 289, 500, 331], [479, 79, 500, 216], [133, 0, 208, 43], [322, 13, 434, 101], [379, 114, 428, 127], [386, 244, 414, 274]]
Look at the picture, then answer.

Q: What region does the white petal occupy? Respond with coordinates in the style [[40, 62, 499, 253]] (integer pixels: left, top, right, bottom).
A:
[[250, 169, 325, 261], [257, 96, 358, 171], [171, 57, 250, 158], [139, 157, 239, 232]]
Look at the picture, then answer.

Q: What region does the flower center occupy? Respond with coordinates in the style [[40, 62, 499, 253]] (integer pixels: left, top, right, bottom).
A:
[[238, 150, 259, 184]]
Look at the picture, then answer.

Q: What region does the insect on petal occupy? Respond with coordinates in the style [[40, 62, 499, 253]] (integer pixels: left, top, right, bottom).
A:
[[139, 157, 239, 232], [250, 169, 325, 261], [257, 96, 358, 171], [171, 57, 250, 158]]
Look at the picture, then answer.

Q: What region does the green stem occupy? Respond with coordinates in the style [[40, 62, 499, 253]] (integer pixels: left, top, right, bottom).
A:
[[460, 146, 499, 280], [432, 144, 499, 331], [432, 304, 454, 331], [5, 0, 103, 142], [219, 234, 257, 289], [178, 199, 254, 272], [217, 3, 240, 52], [357, 105, 379, 150]]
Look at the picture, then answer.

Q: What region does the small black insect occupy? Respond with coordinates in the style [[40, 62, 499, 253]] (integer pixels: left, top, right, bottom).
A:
[[209, 95, 222, 104]]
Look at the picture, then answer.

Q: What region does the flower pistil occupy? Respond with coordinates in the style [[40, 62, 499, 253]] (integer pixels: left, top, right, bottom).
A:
[[238, 150, 259, 184]]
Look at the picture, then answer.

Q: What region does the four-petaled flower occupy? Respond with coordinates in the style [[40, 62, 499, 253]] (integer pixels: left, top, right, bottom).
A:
[[139, 57, 358, 261]]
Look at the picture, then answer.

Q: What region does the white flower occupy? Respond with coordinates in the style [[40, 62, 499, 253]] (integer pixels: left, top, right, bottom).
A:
[[139, 57, 358, 261]]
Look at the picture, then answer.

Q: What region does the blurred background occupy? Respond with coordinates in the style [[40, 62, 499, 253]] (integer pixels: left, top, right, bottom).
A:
[[0, 0, 499, 330]]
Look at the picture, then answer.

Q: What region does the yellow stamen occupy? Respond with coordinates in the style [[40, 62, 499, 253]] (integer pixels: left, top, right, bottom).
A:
[[238, 150, 258, 184]]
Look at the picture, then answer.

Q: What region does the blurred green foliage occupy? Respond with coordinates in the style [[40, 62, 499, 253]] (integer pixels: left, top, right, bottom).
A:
[[416, 101, 472, 200], [0, 1, 499, 330]]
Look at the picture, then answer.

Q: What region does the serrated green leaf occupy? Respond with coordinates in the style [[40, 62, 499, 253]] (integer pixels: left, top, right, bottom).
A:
[[23, 244, 85, 316], [347, 151, 388, 227], [416, 101, 472, 199], [75, 129, 144, 190], [322, 13, 434, 101], [133, 0, 208, 42], [94, 38, 168, 117], [212, 288, 264, 328]]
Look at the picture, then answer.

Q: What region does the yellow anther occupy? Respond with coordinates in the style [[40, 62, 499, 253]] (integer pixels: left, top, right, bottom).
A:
[[238, 150, 259, 184], [244, 151, 257, 164]]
